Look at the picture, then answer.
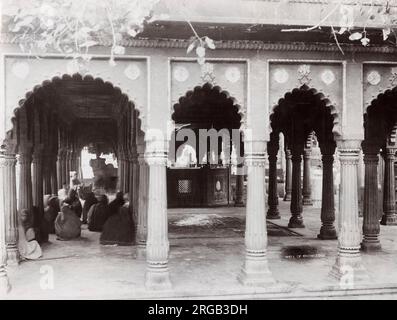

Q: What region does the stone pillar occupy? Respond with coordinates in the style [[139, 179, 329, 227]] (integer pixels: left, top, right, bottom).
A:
[[18, 151, 33, 213], [318, 144, 337, 240], [361, 149, 381, 251], [381, 146, 397, 225], [56, 150, 63, 190], [0, 152, 11, 294], [288, 148, 304, 228], [238, 140, 274, 286], [32, 151, 44, 218], [50, 155, 58, 195], [2, 153, 19, 265], [330, 140, 367, 282], [118, 153, 125, 192], [267, 137, 280, 219], [42, 154, 52, 195], [283, 148, 292, 201], [123, 156, 130, 193], [131, 154, 140, 221], [234, 163, 245, 207], [65, 150, 71, 184], [136, 154, 148, 259], [145, 141, 171, 290], [302, 148, 313, 206]]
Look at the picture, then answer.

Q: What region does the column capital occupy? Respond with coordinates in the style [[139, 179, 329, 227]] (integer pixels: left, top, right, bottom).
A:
[[383, 146, 397, 158], [303, 148, 312, 158], [336, 139, 362, 152], [0, 152, 17, 167], [145, 151, 168, 166], [363, 153, 379, 165]]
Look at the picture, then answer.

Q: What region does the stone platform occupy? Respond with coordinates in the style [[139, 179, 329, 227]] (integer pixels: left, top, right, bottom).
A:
[[4, 202, 397, 299]]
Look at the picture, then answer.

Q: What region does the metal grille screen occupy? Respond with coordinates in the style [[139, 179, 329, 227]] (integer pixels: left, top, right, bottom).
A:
[[178, 179, 192, 194]]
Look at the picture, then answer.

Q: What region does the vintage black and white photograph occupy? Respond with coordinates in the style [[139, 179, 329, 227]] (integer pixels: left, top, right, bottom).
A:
[[0, 0, 396, 303]]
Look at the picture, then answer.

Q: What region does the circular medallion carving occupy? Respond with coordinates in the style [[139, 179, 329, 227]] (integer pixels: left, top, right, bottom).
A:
[[273, 68, 289, 84], [124, 63, 141, 80], [173, 66, 189, 82], [367, 71, 381, 85], [11, 61, 30, 79], [321, 69, 335, 85], [225, 66, 240, 83]]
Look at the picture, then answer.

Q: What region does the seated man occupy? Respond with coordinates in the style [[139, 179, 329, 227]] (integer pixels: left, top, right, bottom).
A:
[[44, 195, 60, 234], [57, 184, 69, 202], [62, 189, 83, 219], [87, 194, 109, 232], [82, 191, 98, 224], [18, 209, 42, 260], [100, 194, 135, 246], [107, 191, 125, 217], [55, 204, 82, 241]]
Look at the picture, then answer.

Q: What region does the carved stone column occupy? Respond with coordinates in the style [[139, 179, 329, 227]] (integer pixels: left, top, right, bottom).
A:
[[288, 148, 304, 228], [65, 150, 71, 184], [234, 163, 245, 207], [330, 140, 367, 282], [361, 149, 381, 251], [0, 152, 11, 294], [267, 137, 280, 219], [2, 153, 19, 265], [302, 148, 313, 206], [136, 154, 148, 259], [145, 140, 171, 290], [238, 140, 274, 286], [131, 153, 140, 222], [50, 155, 58, 195], [18, 150, 33, 213], [381, 146, 397, 225], [117, 153, 125, 192], [123, 156, 130, 193], [42, 154, 52, 195], [283, 148, 292, 201], [56, 150, 64, 190], [318, 143, 337, 240], [32, 151, 44, 218]]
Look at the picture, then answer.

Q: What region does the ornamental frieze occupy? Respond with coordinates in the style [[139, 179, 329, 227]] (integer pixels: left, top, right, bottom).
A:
[[268, 62, 342, 123], [170, 60, 247, 125]]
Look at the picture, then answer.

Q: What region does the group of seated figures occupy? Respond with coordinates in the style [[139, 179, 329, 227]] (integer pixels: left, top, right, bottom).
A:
[[17, 183, 136, 261]]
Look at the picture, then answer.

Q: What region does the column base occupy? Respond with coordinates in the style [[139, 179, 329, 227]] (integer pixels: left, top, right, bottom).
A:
[[283, 194, 291, 201], [302, 198, 313, 206], [381, 214, 397, 226], [288, 215, 305, 228], [145, 263, 172, 291], [317, 226, 337, 240], [136, 243, 146, 260], [361, 236, 381, 252], [266, 208, 280, 220], [234, 201, 245, 207], [6, 247, 20, 266], [238, 252, 275, 287], [329, 251, 369, 287], [0, 273, 11, 296]]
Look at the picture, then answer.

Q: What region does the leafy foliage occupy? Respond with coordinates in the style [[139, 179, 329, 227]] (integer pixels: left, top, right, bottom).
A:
[[2, 0, 161, 64]]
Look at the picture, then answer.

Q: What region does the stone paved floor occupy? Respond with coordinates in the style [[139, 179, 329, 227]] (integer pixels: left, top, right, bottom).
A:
[[3, 201, 397, 299]]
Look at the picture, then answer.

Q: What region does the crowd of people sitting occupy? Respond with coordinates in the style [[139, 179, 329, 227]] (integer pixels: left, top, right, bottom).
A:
[[17, 181, 136, 262]]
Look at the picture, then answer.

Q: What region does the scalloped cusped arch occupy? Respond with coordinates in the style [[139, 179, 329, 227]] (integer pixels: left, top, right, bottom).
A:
[[269, 85, 341, 145], [364, 86, 397, 149], [172, 83, 244, 130]]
